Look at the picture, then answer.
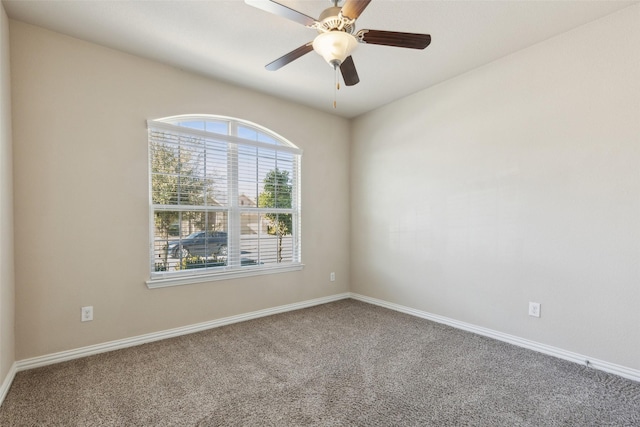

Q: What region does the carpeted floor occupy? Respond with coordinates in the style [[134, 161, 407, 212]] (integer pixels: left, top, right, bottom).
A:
[[1, 299, 639, 426]]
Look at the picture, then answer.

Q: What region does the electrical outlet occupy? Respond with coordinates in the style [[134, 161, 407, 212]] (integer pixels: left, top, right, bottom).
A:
[[528, 302, 541, 318], [330, 272, 335, 282], [81, 306, 93, 322]]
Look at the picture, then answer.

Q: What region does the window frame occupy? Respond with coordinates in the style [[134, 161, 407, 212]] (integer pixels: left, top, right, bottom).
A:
[[146, 115, 303, 289]]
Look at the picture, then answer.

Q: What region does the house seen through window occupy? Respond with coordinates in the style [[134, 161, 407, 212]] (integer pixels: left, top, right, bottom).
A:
[[147, 115, 302, 286]]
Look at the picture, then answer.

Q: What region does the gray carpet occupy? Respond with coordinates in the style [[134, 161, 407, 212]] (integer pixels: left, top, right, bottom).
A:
[[1, 299, 639, 426]]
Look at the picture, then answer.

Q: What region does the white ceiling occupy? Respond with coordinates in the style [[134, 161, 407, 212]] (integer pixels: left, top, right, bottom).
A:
[[3, 0, 637, 118]]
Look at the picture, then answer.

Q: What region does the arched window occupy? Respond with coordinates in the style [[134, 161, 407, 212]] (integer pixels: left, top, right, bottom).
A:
[[147, 115, 302, 287]]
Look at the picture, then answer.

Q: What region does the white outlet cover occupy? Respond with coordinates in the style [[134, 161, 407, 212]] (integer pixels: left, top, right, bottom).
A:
[[528, 302, 541, 318], [81, 306, 94, 322]]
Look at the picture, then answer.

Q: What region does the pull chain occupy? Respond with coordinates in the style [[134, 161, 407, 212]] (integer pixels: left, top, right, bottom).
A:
[[333, 64, 341, 109]]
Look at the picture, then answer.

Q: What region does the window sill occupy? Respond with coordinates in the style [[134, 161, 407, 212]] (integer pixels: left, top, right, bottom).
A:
[[146, 263, 304, 289]]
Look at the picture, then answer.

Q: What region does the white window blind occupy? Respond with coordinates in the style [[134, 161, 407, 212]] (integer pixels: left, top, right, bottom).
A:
[[147, 116, 302, 287]]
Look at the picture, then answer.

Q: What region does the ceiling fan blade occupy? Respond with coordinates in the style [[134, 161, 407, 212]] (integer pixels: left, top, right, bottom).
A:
[[358, 30, 431, 49], [340, 56, 360, 86], [245, 0, 317, 27], [340, 0, 372, 20], [265, 42, 314, 71]]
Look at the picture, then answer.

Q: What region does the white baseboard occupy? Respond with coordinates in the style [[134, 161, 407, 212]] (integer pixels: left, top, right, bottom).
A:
[[16, 293, 351, 373], [7, 290, 637, 406], [349, 292, 640, 383], [0, 362, 17, 407]]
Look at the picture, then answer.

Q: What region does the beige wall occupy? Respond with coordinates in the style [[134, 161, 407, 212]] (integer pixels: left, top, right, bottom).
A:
[[9, 20, 350, 360], [0, 2, 15, 382], [351, 5, 640, 369]]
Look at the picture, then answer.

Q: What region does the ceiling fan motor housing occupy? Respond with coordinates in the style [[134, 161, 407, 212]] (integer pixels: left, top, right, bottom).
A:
[[317, 6, 355, 34]]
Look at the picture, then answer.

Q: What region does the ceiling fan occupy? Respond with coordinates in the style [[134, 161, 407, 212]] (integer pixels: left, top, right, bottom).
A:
[[245, 0, 431, 87]]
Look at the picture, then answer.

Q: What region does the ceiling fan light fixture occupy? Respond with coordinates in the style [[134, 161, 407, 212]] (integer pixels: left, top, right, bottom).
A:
[[312, 31, 358, 67]]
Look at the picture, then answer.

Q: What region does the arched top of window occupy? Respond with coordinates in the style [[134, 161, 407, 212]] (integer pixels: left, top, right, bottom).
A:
[[153, 114, 300, 151]]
